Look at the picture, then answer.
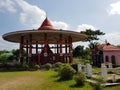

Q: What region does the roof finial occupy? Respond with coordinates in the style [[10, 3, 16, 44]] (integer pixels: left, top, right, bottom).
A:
[[38, 13, 54, 30], [105, 39, 107, 44], [45, 11, 48, 19]]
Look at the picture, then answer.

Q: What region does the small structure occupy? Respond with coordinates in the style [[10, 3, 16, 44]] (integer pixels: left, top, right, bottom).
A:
[[86, 64, 92, 78], [2, 17, 87, 65], [91, 42, 120, 67], [101, 64, 108, 81]]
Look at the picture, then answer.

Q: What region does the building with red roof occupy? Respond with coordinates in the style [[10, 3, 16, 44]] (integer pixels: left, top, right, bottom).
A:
[[91, 43, 120, 67]]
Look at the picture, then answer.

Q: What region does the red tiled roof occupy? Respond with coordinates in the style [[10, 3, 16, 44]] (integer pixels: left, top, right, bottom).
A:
[[38, 17, 54, 30], [98, 43, 120, 51]]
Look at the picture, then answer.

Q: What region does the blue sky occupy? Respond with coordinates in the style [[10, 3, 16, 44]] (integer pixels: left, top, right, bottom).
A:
[[0, 0, 120, 50]]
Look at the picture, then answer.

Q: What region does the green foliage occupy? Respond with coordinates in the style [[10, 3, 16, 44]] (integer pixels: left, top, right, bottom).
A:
[[80, 29, 105, 49], [73, 45, 84, 58], [74, 72, 86, 86], [11, 49, 26, 61], [73, 45, 90, 60], [0, 70, 96, 90], [11, 49, 20, 61], [0, 70, 120, 90], [85, 60, 91, 64], [71, 63, 78, 72], [116, 78, 120, 82], [0, 50, 9, 55], [58, 64, 76, 80], [14, 63, 21, 68], [45, 63, 52, 70], [34, 64, 40, 70], [89, 42, 100, 49], [80, 29, 105, 42], [23, 63, 29, 70], [55, 62, 64, 68], [0, 53, 12, 61], [92, 82, 102, 90], [54, 62, 64, 72]]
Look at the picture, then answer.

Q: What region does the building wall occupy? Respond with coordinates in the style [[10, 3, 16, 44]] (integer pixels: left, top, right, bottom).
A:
[[103, 51, 120, 66]]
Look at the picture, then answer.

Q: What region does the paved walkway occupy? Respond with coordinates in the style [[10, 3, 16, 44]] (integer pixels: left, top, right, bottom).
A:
[[86, 79, 120, 87]]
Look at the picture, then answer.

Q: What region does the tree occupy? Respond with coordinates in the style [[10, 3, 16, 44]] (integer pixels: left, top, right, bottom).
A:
[[0, 52, 13, 62], [11, 49, 26, 61], [0, 50, 9, 55], [73, 45, 84, 58], [80, 29, 105, 42], [11, 49, 20, 61], [80, 29, 105, 49], [0, 53, 9, 61], [73, 45, 90, 60], [88, 42, 100, 49]]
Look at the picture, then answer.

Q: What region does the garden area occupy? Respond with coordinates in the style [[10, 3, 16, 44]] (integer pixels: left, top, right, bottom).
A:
[[0, 61, 120, 90]]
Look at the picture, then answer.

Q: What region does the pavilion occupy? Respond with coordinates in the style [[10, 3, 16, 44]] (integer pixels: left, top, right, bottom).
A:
[[2, 17, 87, 65]]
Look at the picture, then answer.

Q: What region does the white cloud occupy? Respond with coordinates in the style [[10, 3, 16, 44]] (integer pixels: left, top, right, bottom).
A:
[[0, 0, 16, 13], [108, 1, 120, 15], [15, 0, 69, 30], [15, 0, 46, 29], [100, 32, 120, 45], [0, 0, 70, 50], [52, 21, 69, 30], [0, 36, 18, 51], [77, 24, 97, 32]]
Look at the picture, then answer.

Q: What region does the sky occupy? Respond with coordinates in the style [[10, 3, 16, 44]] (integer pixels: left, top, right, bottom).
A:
[[0, 0, 120, 50]]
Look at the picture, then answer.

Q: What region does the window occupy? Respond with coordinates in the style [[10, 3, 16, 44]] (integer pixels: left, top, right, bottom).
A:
[[111, 55, 116, 64], [105, 56, 109, 62]]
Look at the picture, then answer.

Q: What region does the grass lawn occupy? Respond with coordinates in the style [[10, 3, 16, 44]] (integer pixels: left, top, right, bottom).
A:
[[0, 70, 120, 90]]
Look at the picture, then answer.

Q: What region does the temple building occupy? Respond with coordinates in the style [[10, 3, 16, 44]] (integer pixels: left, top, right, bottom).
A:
[[2, 17, 87, 66], [91, 42, 120, 67]]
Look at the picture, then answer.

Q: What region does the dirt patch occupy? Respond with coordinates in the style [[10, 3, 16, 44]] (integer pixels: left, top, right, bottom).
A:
[[0, 76, 35, 90]]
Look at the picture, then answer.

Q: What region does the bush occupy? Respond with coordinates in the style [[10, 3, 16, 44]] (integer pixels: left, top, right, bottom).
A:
[[55, 62, 64, 68], [45, 63, 52, 70], [34, 64, 40, 70], [14, 63, 21, 68], [92, 82, 102, 90], [85, 60, 91, 64], [23, 63, 29, 70], [71, 63, 78, 72], [54, 62, 64, 72], [74, 72, 86, 86], [116, 78, 120, 82], [58, 64, 76, 80]]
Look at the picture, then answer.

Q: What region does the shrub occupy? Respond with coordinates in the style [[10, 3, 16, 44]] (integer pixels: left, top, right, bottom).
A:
[[85, 60, 91, 64], [23, 63, 29, 70], [116, 78, 120, 82], [71, 63, 78, 72], [45, 63, 52, 70], [74, 72, 86, 86], [34, 64, 40, 70], [14, 63, 21, 69], [58, 64, 76, 80], [55, 62, 64, 68], [92, 82, 102, 90], [54, 62, 64, 72]]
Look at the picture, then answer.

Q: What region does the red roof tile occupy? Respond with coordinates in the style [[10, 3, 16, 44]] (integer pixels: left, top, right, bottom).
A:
[[98, 43, 120, 51], [38, 17, 54, 30]]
